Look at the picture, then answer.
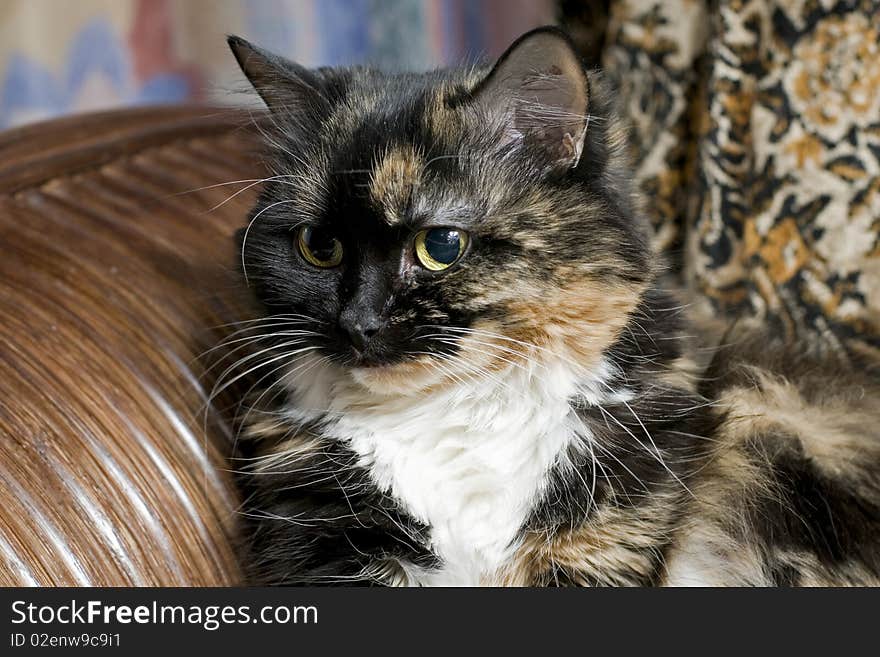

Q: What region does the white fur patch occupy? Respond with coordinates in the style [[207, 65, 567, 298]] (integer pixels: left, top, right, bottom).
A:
[[282, 354, 617, 586]]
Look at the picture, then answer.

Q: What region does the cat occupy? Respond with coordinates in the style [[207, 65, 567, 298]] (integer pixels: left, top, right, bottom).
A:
[[223, 26, 880, 586]]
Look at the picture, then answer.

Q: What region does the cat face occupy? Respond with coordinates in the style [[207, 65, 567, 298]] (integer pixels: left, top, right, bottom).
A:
[[230, 27, 653, 394]]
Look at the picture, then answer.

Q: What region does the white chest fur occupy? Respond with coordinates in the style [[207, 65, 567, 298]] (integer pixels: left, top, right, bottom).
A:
[[285, 357, 606, 586]]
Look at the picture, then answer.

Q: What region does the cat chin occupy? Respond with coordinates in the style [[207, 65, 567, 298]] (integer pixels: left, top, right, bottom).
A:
[[348, 358, 450, 396]]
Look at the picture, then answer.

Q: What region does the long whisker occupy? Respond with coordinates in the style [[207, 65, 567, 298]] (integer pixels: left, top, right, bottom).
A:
[[240, 199, 303, 285], [203, 313, 320, 335], [232, 351, 328, 455], [197, 329, 322, 377], [207, 343, 319, 412]]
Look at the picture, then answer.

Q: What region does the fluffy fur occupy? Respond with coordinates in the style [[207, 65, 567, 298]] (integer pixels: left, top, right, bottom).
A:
[[222, 28, 880, 586]]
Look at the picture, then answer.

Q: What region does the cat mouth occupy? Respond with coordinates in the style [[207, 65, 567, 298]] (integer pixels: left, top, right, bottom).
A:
[[346, 346, 393, 369], [345, 344, 431, 371], [350, 353, 385, 368]]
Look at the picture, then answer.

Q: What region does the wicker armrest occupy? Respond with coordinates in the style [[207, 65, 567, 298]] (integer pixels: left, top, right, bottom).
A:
[[0, 107, 263, 585]]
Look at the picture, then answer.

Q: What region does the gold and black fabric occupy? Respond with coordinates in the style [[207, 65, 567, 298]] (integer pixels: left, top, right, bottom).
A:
[[562, 0, 880, 355]]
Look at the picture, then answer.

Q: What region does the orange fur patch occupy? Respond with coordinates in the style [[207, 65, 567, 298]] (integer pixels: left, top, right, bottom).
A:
[[369, 145, 423, 223], [506, 280, 645, 372], [496, 498, 678, 586]]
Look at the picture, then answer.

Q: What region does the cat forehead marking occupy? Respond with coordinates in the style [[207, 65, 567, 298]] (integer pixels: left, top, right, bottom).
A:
[[369, 144, 424, 225]]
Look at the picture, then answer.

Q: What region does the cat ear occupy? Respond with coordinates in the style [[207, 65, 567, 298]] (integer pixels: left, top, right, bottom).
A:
[[227, 35, 328, 117], [471, 27, 590, 170]]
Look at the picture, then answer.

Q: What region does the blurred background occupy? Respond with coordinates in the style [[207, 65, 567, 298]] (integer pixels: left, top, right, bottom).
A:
[[0, 0, 556, 129]]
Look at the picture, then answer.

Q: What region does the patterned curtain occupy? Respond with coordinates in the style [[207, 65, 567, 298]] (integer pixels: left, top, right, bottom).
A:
[[0, 0, 555, 128], [565, 0, 880, 355]]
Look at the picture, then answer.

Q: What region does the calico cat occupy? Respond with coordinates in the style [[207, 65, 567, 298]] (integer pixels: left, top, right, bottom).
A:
[[224, 27, 880, 586]]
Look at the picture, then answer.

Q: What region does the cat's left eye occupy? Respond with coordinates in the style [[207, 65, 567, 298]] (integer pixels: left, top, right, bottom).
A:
[[297, 225, 343, 268], [414, 228, 469, 271]]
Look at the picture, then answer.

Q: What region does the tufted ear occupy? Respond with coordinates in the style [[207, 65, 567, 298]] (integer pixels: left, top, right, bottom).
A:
[[471, 27, 590, 171], [227, 35, 328, 119]]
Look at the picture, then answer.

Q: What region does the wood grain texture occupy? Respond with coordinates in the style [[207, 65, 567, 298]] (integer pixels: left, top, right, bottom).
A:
[[0, 107, 265, 585]]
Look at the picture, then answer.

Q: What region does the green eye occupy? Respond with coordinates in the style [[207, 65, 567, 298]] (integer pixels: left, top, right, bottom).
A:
[[297, 225, 343, 268], [414, 228, 468, 271]]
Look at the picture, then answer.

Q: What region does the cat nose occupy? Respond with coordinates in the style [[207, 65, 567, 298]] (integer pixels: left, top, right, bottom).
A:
[[339, 309, 383, 352]]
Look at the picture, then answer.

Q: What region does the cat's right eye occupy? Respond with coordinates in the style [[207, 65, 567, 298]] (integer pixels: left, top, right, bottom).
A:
[[297, 225, 343, 268]]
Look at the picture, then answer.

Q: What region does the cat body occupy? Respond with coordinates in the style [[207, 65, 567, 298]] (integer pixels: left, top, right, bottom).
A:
[[226, 28, 880, 586]]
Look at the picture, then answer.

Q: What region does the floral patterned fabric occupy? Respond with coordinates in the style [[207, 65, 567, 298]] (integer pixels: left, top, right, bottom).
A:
[[568, 0, 880, 355]]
